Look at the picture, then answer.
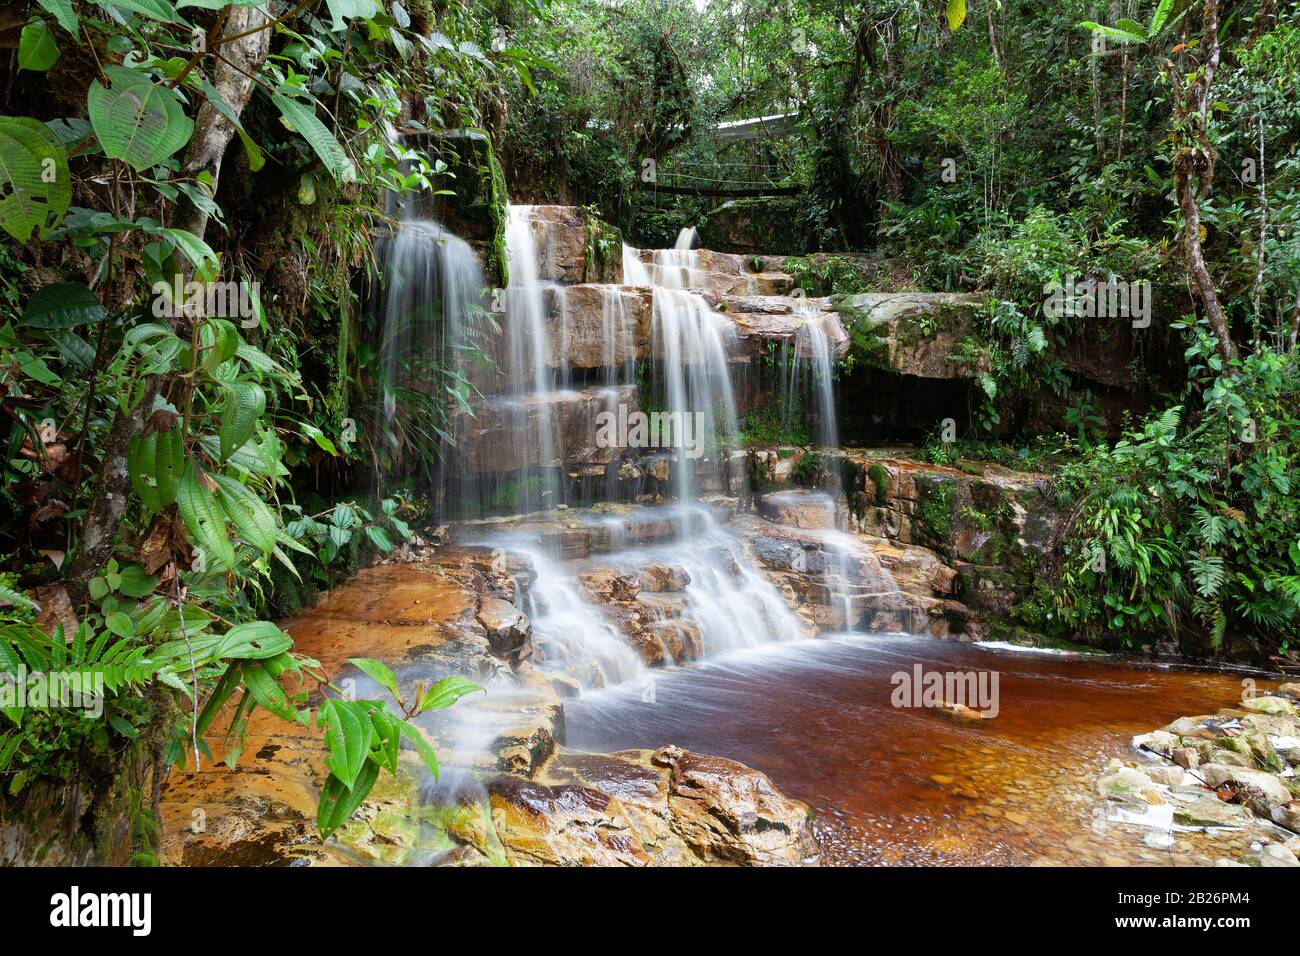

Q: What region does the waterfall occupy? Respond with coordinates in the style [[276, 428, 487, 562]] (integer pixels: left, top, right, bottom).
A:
[[622, 243, 651, 286], [648, 288, 741, 503], [372, 217, 487, 513], [501, 204, 563, 514]]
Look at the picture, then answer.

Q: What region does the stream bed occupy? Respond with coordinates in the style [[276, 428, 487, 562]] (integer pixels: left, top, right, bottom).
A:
[[565, 634, 1262, 865]]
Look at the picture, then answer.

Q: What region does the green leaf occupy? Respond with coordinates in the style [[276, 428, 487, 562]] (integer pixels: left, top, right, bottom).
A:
[[37, 0, 79, 35], [417, 676, 482, 712], [88, 66, 193, 171], [346, 657, 398, 697], [23, 282, 105, 329], [211, 472, 279, 554], [240, 659, 297, 721], [116, 561, 156, 598], [946, 0, 966, 32], [271, 94, 356, 183], [19, 20, 60, 72], [217, 381, 265, 461], [104, 611, 134, 638], [1149, 0, 1174, 35], [0, 116, 71, 242], [365, 525, 394, 554], [177, 463, 236, 572], [324, 0, 381, 32], [1080, 22, 1147, 44], [316, 756, 379, 838], [320, 699, 373, 790], [212, 621, 293, 660], [94, 0, 185, 24], [396, 718, 438, 778]]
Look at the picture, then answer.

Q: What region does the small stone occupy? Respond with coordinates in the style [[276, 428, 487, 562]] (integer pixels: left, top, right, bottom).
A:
[[1004, 811, 1029, 825], [930, 774, 955, 786], [1145, 764, 1185, 786], [1171, 747, 1200, 770]]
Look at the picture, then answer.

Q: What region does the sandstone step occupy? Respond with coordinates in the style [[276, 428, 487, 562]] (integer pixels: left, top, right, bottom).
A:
[[452, 384, 638, 473]]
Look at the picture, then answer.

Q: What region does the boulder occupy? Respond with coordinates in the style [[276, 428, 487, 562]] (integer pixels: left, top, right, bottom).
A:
[[476, 596, 532, 665], [832, 292, 988, 379], [487, 775, 650, 866], [1175, 797, 1250, 828], [652, 745, 818, 865], [1198, 764, 1293, 808]]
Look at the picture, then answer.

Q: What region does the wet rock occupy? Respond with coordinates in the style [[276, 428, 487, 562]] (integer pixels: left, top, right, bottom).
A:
[[1241, 695, 1296, 716], [476, 596, 532, 665], [453, 385, 639, 473], [1171, 747, 1201, 771], [651, 745, 818, 865], [1144, 764, 1185, 786], [1096, 766, 1161, 805], [1133, 730, 1179, 757], [758, 490, 838, 529], [1198, 764, 1293, 807], [1174, 797, 1249, 828], [751, 535, 808, 572], [831, 292, 988, 380], [639, 563, 691, 593], [487, 775, 650, 866], [1252, 843, 1300, 867]]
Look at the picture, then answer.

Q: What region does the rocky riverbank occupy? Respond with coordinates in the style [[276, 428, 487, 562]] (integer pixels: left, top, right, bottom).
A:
[[1095, 683, 1300, 867], [160, 552, 818, 866]]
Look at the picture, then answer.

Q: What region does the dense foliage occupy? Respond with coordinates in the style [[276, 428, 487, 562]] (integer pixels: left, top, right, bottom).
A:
[[0, 0, 1297, 860]]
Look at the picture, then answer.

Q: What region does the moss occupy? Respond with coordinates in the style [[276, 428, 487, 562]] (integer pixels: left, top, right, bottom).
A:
[[484, 140, 510, 288], [916, 480, 955, 545], [867, 463, 889, 505], [582, 207, 623, 283]]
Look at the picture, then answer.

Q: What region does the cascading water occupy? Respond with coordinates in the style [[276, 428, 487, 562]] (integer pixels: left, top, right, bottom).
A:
[[648, 288, 742, 503], [500, 204, 564, 514], [371, 214, 488, 513]]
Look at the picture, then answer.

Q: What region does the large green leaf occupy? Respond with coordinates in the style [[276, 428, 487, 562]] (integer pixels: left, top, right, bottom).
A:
[[23, 282, 105, 329], [320, 699, 373, 790], [176, 463, 236, 572], [417, 675, 482, 712], [324, 0, 381, 32], [0, 116, 71, 242], [317, 757, 379, 838], [210, 620, 293, 660], [94, 0, 186, 23], [211, 472, 278, 554], [347, 657, 398, 697], [217, 381, 265, 461], [946, 0, 966, 32], [88, 66, 193, 171], [19, 20, 60, 72], [37, 0, 78, 34], [271, 94, 356, 183]]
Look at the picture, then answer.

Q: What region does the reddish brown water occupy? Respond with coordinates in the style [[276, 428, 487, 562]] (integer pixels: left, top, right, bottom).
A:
[[565, 634, 1260, 865]]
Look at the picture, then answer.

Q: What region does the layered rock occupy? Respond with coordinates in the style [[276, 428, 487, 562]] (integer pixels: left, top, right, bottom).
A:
[[159, 553, 816, 867], [452, 384, 638, 473], [842, 455, 1062, 615]]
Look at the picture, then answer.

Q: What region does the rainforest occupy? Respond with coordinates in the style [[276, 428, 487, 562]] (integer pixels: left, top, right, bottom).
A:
[[0, 0, 1298, 887]]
